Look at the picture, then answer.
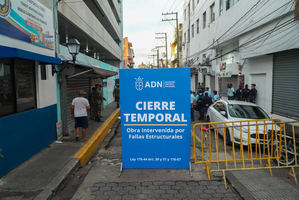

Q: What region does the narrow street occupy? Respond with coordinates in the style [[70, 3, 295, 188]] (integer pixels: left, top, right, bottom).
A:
[[1, 1, 299, 200], [54, 112, 299, 200], [54, 117, 241, 200]]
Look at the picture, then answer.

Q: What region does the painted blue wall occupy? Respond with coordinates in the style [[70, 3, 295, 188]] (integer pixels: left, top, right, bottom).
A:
[[0, 105, 57, 178]]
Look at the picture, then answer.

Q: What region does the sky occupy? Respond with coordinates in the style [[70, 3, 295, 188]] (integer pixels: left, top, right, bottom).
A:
[[123, 0, 184, 66]]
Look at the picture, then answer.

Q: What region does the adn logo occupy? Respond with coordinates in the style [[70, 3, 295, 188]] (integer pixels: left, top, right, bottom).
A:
[[135, 76, 143, 91], [135, 77, 164, 91], [0, 0, 11, 18]]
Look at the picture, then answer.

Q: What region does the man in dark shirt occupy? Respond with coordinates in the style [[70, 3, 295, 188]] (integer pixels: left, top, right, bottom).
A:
[[235, 85, 243, 101], [199, 93, 212, 120], [242, 84, 250, 102], [249, 84, 257, 103]]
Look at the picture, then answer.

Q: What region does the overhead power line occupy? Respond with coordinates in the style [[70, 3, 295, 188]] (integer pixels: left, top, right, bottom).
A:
[[209, 17, 297, 63], [184, 0, 294, 63]]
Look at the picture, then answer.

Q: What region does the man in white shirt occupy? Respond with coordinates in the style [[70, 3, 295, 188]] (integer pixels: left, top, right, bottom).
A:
[[72, 90, 90, 142]]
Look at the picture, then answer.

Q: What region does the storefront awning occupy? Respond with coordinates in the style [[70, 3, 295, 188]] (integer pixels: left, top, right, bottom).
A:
[[59, 55, 118, 79], [92, 66, 118, 78], [0, 45, 61, 64]]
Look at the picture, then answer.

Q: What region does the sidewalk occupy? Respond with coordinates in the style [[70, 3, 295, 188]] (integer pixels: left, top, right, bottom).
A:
[[0, 102, 118, 200], [227, 169, 299, 200]]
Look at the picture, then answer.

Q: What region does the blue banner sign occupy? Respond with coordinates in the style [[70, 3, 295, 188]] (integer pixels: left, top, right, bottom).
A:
[[120, 68, 191, 169]]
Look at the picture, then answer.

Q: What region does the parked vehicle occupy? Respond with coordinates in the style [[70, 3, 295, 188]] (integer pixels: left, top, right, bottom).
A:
[[206, 100, 280, 145]]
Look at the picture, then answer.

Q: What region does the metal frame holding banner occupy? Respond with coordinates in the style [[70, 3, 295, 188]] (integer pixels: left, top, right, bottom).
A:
[[120, 68, 191, 170]]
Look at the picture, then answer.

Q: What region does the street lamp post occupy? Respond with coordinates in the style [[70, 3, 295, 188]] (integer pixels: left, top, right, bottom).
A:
[[67, 38, 80, 64]]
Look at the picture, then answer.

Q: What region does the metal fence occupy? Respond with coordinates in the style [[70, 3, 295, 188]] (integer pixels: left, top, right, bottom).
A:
[[191, 119, 298, 188]]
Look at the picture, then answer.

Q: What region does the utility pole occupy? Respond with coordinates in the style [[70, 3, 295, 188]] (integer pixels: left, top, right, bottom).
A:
[[148, 54, 157, 67], [155, 32, 168, 68], [155, 46, 165, 68], [162, 12, 180, 67]]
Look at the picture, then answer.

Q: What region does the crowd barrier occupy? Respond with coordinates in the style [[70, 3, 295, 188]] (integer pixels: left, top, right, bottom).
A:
[[191, 119, 298, 188]]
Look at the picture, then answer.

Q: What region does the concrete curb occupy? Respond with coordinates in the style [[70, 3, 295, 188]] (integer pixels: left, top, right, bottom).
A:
[[226, 171, 256, 200], [34, 108, 120, 200], [34, 158, 80, 200], [74, 108, 120, 166]]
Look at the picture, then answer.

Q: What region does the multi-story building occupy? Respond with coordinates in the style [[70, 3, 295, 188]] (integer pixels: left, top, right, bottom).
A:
[[0, 0, 61, 178], [0, 0, 123, 178], [123, 37, 135, 68], [170, 24, 183, 68], [56, 0, 122, 136], [183, 0, 299, 119]]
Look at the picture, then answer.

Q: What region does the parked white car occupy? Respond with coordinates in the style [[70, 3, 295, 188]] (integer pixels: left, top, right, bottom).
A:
[[206, 100, 280, 145]]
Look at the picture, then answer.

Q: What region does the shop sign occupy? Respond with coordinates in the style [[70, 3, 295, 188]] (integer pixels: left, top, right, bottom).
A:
[[0, 0, 54, 50], [120, 68, 191, 169], [217, 62, 232, 77]]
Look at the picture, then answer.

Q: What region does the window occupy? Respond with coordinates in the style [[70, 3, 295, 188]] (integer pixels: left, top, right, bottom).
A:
[[15, 59, 36, 112], [228, 104, 269, 119], [0, 60, 15, 117], [213, 102, 227, 113], [210, 3, 215, 23], [197, 0, 199, 4], [40, 64, 47, 80], [226, 0, 231, 10], [220, 0, 225, 15], [191, 24, 194, 38], [187, 28, 190, 42], [192, 0, 195, 11], [203, 12, 206, 28], [220, 0, 239, 15], [0, 59, 36, 117], [184, 32, 186, 44], [196, 18, 199, 33], [184, 9, 186, 21]]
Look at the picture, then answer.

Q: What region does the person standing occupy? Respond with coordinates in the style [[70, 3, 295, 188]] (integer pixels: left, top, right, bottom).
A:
[[227, 83, 235, 100], [191, 91, 196, 122], [249, 84, 257, 103], [113, 83, 120, 108], [95, 84, 106, 122], [212, 90, 220, 103], [72, 90, 90, 142], [203, 87, 211, 97], [235, 85, 243, 101], [199, 92, 212, 120], [242, 84, 250, 102], [90, 87, 97, 120], [197, 83, 204, 93]]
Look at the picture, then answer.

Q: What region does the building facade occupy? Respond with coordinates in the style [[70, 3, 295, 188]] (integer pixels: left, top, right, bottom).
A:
[[170, 24, 183, 68], [183, 0, 299, 118], [0, 0, 123, 178], [56, 0, 122, 136], [123, 37, 135, 68], [0, 0, 61, 177]]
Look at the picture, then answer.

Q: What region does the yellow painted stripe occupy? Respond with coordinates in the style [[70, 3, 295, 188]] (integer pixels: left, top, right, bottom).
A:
[[74, 108, 120, 166], [124, 124, 188, 126]]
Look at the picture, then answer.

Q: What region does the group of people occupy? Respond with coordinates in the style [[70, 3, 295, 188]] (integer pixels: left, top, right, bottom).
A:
[[71, 83, 120, 142], [191, 83, 220, 121], [191, 82, 258, 122], [227, 83, 257, 103]]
